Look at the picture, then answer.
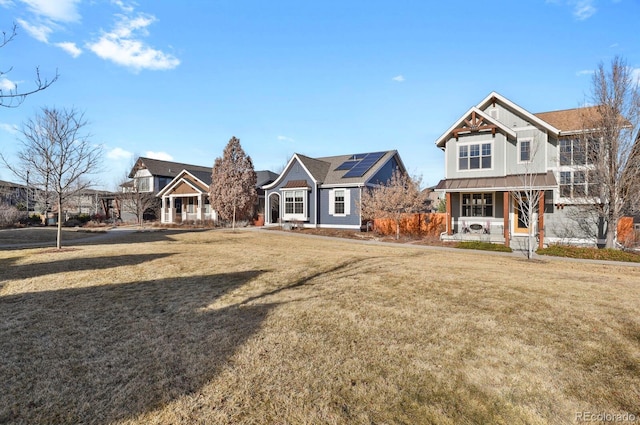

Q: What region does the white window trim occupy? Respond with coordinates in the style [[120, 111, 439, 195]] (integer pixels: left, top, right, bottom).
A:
[[281, 188, 309, 221], [457, 140, 494, 172], [517, 138, 533, 164], [329, 188, 350, 216]]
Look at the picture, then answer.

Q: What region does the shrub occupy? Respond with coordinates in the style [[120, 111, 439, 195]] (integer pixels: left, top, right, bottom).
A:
[[455, 241, 513, 252], [0, 203, 25, 228], [537, 245, 640, 263]]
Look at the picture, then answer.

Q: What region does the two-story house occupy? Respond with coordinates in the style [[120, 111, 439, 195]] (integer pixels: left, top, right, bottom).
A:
[[435, 92, 603, 249]]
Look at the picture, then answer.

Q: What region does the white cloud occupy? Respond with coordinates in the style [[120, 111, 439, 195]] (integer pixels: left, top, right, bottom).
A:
[[86, 14, 180, 71], [0, 77, 16, 91], [111, 0, 134, 13], [392, 75, 405, 82], [145, 151, 173, 161], [632, 68, 640, 85], [55, 41, 82, 57], [576, 69, 594, 76], [0, 122, 18, 134], [19, 0, 81, 23], [16, 18, 53, 42], [107, 147, 133, 160], [572, 0, 596, 20], [277, 135, 295, 143]]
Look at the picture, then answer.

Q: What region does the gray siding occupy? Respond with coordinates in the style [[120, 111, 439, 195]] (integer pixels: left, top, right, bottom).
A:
[[318, 187, 361, 227], [445, 133, 507, 179], [368, 156, 399, 185], [266, 160, 317, 225]]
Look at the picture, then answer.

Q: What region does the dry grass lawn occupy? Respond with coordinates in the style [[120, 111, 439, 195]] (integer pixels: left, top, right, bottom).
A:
[[0, 229, 639, 424]]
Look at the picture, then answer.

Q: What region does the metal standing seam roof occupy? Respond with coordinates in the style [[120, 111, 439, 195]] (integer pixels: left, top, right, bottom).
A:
[[435, 172, 557, 192]]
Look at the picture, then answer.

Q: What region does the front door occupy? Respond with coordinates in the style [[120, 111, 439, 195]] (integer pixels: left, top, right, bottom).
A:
[[513, 199, 529, 234]]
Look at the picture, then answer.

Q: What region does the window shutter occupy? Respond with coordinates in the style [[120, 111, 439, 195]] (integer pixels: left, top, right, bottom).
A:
[[328, 189, 335, 215], [344, 189, 350, 215]]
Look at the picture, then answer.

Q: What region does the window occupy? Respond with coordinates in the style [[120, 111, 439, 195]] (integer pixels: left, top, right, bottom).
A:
[[136, 177, 151, 192], [559, 170, 593, 198], [560, 138, 592, 166], [329, 189, 350, 216], [459, 143, 492, 170], [334, 190, 345, 214], [519, 139, 531, 162], [461, 193, 493, 217], [283, 190, 306, 219]]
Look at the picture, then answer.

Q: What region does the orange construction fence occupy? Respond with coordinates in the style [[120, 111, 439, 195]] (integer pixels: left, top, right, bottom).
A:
[[372, 213, 446, 237]]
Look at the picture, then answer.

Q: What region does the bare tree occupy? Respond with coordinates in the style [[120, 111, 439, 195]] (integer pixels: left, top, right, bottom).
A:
[[360, 169, 427, 240], [1, 107, 103, 248], [511, 137, 544, 259], [116, 158, 160, 225], [1, 24, 58, 108], [209, 136, 257, 230], [584, 56, 640, 248]]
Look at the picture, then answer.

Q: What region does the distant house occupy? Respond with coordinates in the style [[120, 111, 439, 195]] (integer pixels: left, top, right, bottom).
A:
[[128, 157, 277, 224], [434, 91, 615, 248], [263, 150, 405, 229]]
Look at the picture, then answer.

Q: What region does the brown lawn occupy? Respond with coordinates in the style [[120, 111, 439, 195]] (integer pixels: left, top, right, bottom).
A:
[[0, 229, 638, 424]]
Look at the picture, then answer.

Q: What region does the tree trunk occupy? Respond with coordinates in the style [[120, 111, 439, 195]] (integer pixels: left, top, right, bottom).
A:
[[233, 203, 236, 230], [56, 194, 63, 249]]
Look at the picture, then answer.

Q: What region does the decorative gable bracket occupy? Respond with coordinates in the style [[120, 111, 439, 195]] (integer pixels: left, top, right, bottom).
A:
[[451, 111, 497, 141]]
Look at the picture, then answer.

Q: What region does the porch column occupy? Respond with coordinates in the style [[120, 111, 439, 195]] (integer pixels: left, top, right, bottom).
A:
[[503, 192, 510, 248], [198, 194, 204, 221], [161, 197, 166, 223], [538, 190, 544, 249], [446, 192, 453, 235], [168, 197, 174, 223]]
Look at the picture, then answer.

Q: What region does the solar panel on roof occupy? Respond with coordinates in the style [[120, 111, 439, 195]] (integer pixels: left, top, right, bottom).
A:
[[335, 160, 359, 171], [343, 151, 386, 178]]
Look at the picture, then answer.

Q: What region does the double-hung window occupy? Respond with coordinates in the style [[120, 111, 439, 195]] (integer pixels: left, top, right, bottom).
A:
[[329, 189, 350, 216], [459, 143, 492, 170], [283, 189, 307, 220], [519, 139, 531, 162]]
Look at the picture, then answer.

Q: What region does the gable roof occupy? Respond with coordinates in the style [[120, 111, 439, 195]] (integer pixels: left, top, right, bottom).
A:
[[263, 150, 404, 189], [435, 107, 518, 148], [156, 169, 209, 197], [477, 92, 561, 135], [129, 157, 212, 179]]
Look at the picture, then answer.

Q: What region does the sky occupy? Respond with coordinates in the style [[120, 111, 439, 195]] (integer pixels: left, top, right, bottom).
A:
[[1, 0, 639, 190]]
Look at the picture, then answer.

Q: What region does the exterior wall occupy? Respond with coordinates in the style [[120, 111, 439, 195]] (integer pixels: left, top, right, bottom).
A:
[[504, 128, 549, 175], [445, 133, 507, 179], [544, 203, 599, 245], [369, 156, 399, 185], [317, 187, 361, 228], [265, 160, 317, 225]]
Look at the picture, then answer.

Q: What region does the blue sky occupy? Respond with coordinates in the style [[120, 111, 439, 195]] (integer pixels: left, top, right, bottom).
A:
[[1, 0, 639, 190]]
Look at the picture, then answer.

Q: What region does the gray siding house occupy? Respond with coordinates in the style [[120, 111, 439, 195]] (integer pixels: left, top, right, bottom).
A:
[[263, 150, 404, 229], [435, 92, 605, 248]]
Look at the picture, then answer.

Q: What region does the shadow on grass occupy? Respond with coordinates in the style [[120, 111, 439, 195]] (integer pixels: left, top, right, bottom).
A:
[[0, 270, 271, 424], [0, 228, 210, 251], [2, 253, 175, 281]]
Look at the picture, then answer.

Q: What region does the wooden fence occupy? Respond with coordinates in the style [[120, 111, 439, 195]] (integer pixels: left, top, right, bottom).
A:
[[372, 213, 446, 237]]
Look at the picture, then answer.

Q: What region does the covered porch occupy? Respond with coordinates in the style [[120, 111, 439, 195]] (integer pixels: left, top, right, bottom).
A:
[[437, 173, 556, 249], [157, 170, 217, 224]]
